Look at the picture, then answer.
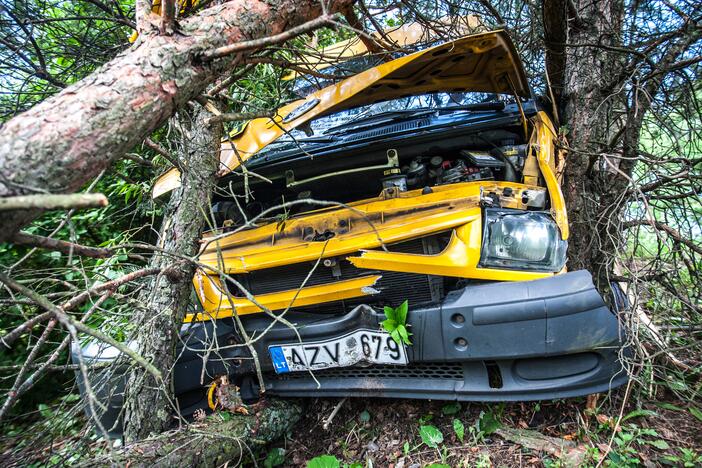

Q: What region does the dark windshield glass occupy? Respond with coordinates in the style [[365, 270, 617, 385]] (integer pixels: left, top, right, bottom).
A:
[[271, 91, 513, 143]]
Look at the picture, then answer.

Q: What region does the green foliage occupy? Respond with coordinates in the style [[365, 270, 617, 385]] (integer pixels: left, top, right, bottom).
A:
[[441, 402, 461, 415], [688, 406, 702, 422], [452, 418, 465, 442], [419, 425, 444, 448], [359, 409, 371, 423], [663, 448, 702, 467], [307, 454, 340, 468], [476, 410, 501, 435], [381, 300, 412, 345], [264, 447, 286, 467]]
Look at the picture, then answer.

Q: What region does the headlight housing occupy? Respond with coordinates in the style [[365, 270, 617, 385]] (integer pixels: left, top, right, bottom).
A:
[[480, 208, 567, 272]]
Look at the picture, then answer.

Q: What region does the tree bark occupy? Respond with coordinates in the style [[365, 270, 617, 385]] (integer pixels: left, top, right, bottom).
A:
[[0, 0, 353, 242], [558, 0, 625, 283], [86, 400, 302, 467], [122, 103, 221, 442]]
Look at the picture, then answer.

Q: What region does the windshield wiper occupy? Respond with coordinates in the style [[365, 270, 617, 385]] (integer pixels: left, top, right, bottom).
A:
[[324, 109, 435, 135], [434, 101, 506, 112], [324, 101, 507, 136], [272, 135, 338, 145]]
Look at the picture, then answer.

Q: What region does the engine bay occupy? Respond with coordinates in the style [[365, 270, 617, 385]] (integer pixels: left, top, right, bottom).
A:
[[211, 125, 538, 230]]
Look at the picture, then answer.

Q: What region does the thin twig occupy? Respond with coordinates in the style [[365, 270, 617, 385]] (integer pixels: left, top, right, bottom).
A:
[[203, 15, 338, 60]]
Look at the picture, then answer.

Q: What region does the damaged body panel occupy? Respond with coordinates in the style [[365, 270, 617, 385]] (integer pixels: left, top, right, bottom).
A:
[[74, 28, 627, 436]]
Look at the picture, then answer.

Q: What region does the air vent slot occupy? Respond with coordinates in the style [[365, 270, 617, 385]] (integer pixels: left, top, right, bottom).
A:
[[343, 119, 430, 142]]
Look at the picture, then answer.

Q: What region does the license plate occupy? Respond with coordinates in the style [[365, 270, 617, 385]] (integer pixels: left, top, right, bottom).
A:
[[268, 329, 407, 374]]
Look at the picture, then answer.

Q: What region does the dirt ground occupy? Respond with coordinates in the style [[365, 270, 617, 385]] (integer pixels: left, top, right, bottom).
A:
[[272, 390, 702, 467]]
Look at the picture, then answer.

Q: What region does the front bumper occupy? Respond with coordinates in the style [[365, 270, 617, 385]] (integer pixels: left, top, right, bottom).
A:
[[73, 270, 627, 435]]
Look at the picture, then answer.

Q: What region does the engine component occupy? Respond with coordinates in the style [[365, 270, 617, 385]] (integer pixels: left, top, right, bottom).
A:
[[438, 160, 494, 185], [406, 158, 428, 187], [494, 144, 528, 171], [211, 201, 245, 228], [460, 150, 505, 168], [429, 155, 444, 167], [382, 168, 408, 191]]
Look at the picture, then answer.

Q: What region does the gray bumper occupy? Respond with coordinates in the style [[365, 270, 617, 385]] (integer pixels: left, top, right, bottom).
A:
[[255, 270, 628, 400], [73, 270, 628, 435]]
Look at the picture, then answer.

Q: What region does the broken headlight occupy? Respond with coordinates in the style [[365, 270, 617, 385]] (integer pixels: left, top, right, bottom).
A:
[[480, 209, 567, 272]]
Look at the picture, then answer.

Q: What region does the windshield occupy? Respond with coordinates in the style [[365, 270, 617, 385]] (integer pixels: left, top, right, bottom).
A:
[[267, 91, 515, 145]]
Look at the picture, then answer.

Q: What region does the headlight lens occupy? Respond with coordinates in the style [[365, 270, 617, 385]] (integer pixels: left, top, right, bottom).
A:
[[480, 208, 567, 272]]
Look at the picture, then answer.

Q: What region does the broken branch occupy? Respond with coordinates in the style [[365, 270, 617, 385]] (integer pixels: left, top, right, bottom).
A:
[[0, 193, 108, 211], [0, 273, 162, 380], [11, 232, 113, 258], [203, 14, 338, 60]]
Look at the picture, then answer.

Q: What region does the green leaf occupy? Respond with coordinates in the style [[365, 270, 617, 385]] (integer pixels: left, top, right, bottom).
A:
[[419, 425, 444, 448], [264, 447, 286, 468], [442, 402, 461, 415], [390, 329, 402, 346], [219, 411, 232, 422], [383, 305, 397, 322], [307, 455, 340, 468], [403, 441, 410, 455], [655, 402, 683, 411], [622, 409, 657, 422], [426, 465, 450, 468], [381, 318, 397, 333], [396, 300, 408, 325], [359, 410, 371, 423], [648, 440, 670, 450], [477, 411, 501, 435], [397, 324, 412, 345], [37, 404, 53, 419], [453, 418, 465, 442], [689, 407, 702, 422]]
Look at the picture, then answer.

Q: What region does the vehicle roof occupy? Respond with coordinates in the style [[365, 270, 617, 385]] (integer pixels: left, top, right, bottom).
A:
[[153, 29, 531, 198]]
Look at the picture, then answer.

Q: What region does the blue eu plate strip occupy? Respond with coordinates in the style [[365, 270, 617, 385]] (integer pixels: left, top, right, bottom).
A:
[[269, 346, 290, 374]]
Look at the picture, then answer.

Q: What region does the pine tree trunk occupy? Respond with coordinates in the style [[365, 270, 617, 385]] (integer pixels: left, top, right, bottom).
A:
[[560, 0, 625, 284], [123, 103, 221, 442]]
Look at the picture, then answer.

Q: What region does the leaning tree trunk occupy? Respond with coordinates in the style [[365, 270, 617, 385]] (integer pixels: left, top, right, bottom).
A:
[[122, 103, 221, 441], [0, 0, 352, 242]]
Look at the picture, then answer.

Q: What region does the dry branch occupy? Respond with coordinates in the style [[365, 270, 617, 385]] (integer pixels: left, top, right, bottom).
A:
[[622, 219, 702, 256], [0, 273, 162, 379], [202, 14, 338, 60], [0, 194, 107, 211], [11, 232, 113, 258]]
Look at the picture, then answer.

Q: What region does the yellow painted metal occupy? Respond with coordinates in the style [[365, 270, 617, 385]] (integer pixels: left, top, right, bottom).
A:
[[152, 168, 182, 199], [348, 218, 551, 282], [198, 181, 544, 274], [531, 111, 569, 239], [185, 275, 382, 322], [282, 16, 484, 80], [153, 29, 530, 197]]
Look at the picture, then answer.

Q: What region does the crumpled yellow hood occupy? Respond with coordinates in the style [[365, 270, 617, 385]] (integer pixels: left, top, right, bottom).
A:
[[153, 30, 530, 197]]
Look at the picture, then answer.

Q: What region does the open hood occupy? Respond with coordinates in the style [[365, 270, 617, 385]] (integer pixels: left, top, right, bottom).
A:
[[153, 30, 530, 197]]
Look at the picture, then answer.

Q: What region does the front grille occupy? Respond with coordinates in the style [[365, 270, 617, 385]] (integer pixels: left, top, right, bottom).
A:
[[273, 362, 464, 380], [229, 236, 447, 312]]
